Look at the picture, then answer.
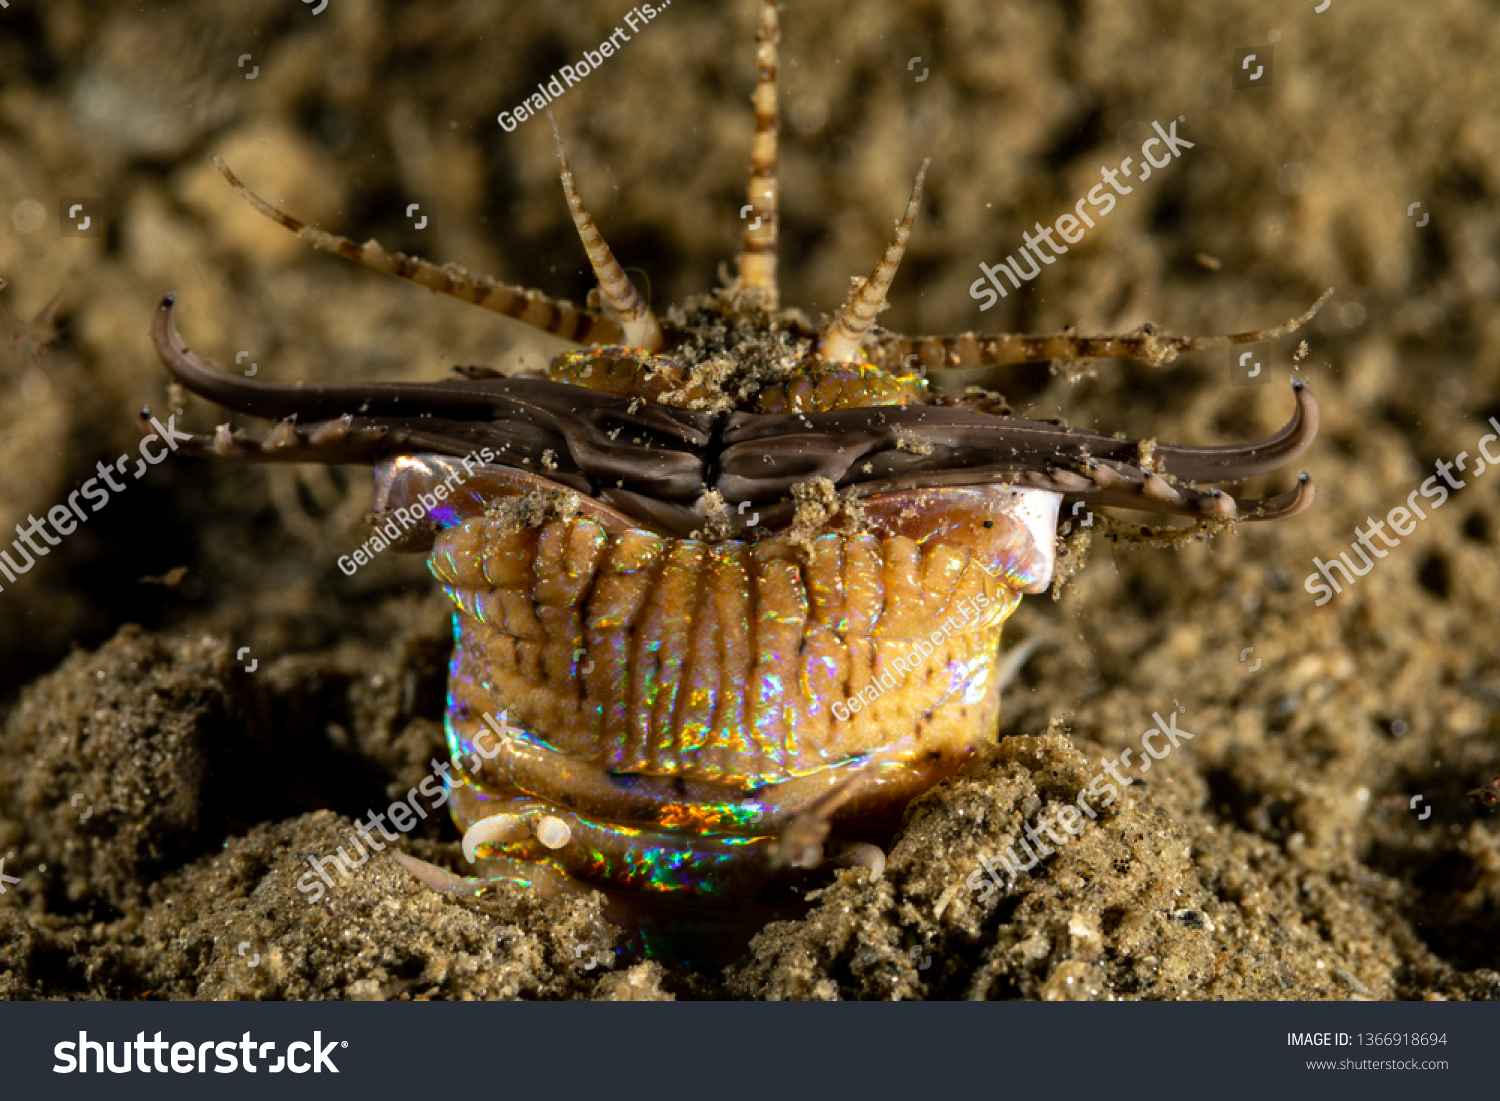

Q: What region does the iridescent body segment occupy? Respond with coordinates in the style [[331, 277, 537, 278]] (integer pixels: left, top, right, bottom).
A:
[[378, 453, 1055, 905], [143, 0, 1326, 949]]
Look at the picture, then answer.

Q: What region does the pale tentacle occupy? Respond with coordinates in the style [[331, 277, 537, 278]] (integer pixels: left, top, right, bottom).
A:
[[461, 810, 575, 863], [391, 850, 481, 894], [817, 159, 931, 364], [211, 156, 623, 345], [391, 849, 582, 898], [732, 0, 781, 308], [548, 114, 664, 351], [874, 288, 1334, 370], [461, 813, 534, 863], [830, 841, 886, 881], [769, 750, 894, 870], [533, 816, 572, 850], [993, 632, 1049, 693]]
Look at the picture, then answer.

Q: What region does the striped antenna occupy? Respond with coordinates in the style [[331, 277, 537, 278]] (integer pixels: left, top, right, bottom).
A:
[[817, 158, 931, 363], [733, 0, 781, 309], [550, 113, 664, 351], [211, 156, 622, 345]]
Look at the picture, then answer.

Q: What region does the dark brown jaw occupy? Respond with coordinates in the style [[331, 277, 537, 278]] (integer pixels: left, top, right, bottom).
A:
[[147, 293, 1315, 538], [714, 379, 1317, 521]]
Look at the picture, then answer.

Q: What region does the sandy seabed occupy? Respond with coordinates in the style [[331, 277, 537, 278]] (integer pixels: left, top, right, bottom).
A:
[[1, 0, 1497, 999]]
